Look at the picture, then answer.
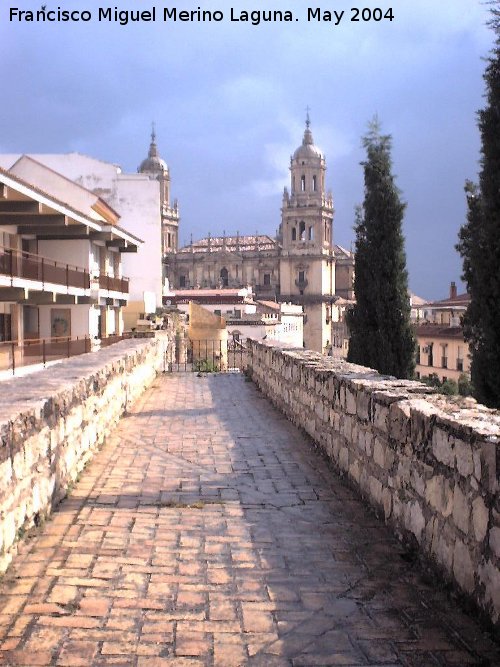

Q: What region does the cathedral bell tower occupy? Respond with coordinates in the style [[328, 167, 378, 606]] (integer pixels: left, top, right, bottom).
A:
[[138, 125, 180, 261], [279, 114, 336, 352]]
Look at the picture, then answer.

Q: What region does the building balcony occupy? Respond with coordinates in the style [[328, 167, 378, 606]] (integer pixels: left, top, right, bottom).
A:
[[0, 246, 130, 301], [97, 274, 129, 294], [0, 246, 90, 290], [295, 278, 308, 290]]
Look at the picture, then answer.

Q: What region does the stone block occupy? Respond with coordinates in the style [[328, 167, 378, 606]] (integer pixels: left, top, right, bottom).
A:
[[0, 459, 13, 487], [365, 434, 373, 457], [472, 496, 489, 543], [12, 450, 25, 481], [345, 388, 357, 415], [395, 458, 411, 491], [314, 401, 325, 420], [369, 476, 383, 506], [349, 460, 361, 485], [480, 441, 497, 494], [357, 428, 367, 452], [425, 515, 437, 549], [373, 439, 385, 468], [455, 439, 473, 477], [453, 539, 475, 593], [432, 529, 454, 572], [330, 434, 341, 460], [358, 466, 368, 494], [489, 526, 500, 560], [478, 559, 500, 623], [452, 484, 470, 535], [410, 467, 426, 498], [392, 493, 404, 522], [406, 501, 426, 543], [473, 448, 481, 482], [342, 415, 353, 441], [372, 401, 389, 431], [382, 488, 392, 519], [388, 401, 411, 444], [385, 446, 396, 469], [356, 391, 371, 421], [425, 476, 453, 518], [431, 428, 454, 468]]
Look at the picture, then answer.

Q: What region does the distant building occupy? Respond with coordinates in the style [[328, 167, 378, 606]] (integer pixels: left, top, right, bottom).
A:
[[168, 116, 354, 353], [415, 282, 471, 382], [167, 287, 304, 348], [234, 300, 303, 348]]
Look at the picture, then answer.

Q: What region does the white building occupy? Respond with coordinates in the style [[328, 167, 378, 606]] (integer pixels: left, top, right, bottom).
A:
[[228, 301, 304, 348], [0, 130, 177, 330], [0, 161, 139, 354]]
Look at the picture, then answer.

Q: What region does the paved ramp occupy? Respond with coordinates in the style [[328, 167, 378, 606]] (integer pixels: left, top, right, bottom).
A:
[[0, 374, 498, 666]]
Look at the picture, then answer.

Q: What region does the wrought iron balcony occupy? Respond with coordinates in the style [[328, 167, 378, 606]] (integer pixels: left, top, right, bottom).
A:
[[295, 277, 308, 290]]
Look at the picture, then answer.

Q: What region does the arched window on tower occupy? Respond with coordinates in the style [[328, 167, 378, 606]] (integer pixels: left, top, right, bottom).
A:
[[299, 221, 306, 241], [220, 267, 229, 287], [308, 226, 313, 241], [292, 227, 297, 242], [301, 175, 306, 191], [312, 175, 317, 192]]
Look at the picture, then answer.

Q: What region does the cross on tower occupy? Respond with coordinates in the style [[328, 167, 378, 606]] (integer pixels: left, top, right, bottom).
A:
[[305, 106, 311, 128]]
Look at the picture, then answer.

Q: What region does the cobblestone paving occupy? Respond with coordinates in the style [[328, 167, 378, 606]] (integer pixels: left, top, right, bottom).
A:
[[0, 373, 499, 667]]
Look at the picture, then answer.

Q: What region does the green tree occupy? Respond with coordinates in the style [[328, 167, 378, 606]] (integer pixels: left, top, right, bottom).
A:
[[347, 119, 415, 378], [440, 379, 459, 396], [457, 3, 500, 408]]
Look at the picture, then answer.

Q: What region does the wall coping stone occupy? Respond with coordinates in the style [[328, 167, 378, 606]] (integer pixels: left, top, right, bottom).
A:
[[0, 337, 166, 423]]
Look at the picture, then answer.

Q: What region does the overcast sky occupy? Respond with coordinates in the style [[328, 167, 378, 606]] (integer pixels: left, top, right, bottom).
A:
[[0, 0, 493, 299]]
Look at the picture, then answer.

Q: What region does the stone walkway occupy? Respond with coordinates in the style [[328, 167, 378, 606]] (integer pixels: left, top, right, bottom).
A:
[[0, 373, 498, 667]]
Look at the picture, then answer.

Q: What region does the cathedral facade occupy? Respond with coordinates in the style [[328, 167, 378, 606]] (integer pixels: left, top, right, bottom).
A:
[[139, 119, 354, 352]]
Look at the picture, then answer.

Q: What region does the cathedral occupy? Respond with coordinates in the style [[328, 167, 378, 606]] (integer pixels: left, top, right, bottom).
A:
[[138, 117, 354, 352]]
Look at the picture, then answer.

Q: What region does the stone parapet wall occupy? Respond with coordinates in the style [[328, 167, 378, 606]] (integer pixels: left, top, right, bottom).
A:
[[0, 334, 171, 572], [248, 340, 500, 629]]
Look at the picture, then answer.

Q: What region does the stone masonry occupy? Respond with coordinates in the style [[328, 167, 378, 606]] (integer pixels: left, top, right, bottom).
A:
[[248, 340, 500, 631], [0, 372, 499, 665], [0, 335, 171, 574]]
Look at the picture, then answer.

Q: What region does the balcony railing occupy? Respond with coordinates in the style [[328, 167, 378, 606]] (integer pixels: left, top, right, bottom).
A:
[[97, 274, 129, 294], [0, 245, 90, 290], [0, 332, 133, 376], [0, 246, 130, 296], [295, 278, 308, 290]]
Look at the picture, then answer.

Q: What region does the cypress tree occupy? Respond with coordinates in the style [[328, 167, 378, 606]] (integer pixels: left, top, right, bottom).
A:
[[457, 2, 500, 408], [347, 119, 415, 378]]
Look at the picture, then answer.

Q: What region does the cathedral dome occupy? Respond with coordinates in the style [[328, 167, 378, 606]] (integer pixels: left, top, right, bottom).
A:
[[293, 117, 323, 160], [138, 127, 168, 174]]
